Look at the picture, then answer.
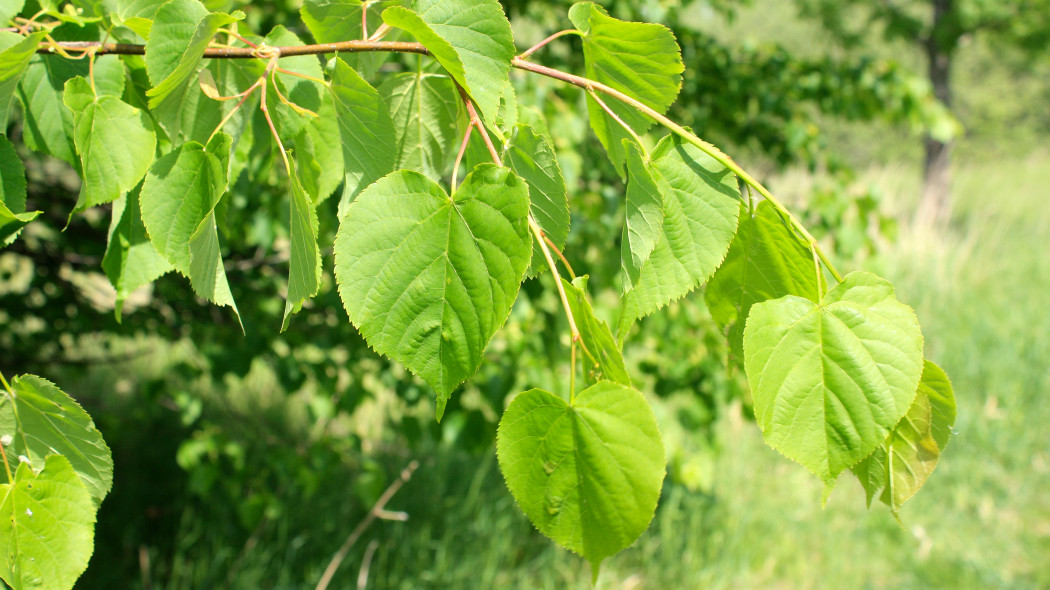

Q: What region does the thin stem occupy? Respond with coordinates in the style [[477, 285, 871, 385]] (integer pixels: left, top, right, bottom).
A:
[[451, 123, 474, 192], [260, 60, 292, 174], [543, 235, 576, 280], [588, 88, 646, 153], [361, 1, 371, 40], [207, 78, 262, 144], [0, 370, 12, 483], [315, 461, 419, 590], [275, 67, 328, 85], [222, 28, 259, 49], [367, 23, 392, 42], [570, 337, 577, 404], [35, 39, 429, 58], [517, 29, 580, 60], [511, 57, 845, 284]]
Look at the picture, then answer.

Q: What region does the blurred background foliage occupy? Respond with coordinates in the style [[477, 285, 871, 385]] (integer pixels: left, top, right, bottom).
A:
[[1, 0, 1048, 587]]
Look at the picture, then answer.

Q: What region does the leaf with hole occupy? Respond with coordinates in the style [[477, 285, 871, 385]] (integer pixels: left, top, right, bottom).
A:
[[497, 382, 664, 578], [0, 455, 97, 590], [743, 271, 925, 483], [334, 165, 531, 418]]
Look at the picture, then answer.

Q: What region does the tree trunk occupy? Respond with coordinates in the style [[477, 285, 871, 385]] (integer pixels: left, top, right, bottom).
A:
[[917, 0, 955, 228]]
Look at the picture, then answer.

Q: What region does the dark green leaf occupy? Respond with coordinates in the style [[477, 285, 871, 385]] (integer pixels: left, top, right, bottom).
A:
[[282, 153, 320, 331], [102, 185, 173, 318]]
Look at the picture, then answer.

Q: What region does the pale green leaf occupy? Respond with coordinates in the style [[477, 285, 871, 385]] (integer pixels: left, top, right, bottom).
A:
[[301, 0, 403, 79], [562, 276, 630, 386], [329, 57, 396, 217], [17, 55, 83, 165], [0, 204, 38, 247], [852, 360, 956, 512], [64, 77, 157, 213], [705, 200, 824, 362], [0, 375, 114, 507], [568, 2, 683, 174], [743, 271, 925, 483], [102, 185, 173, 318], [0, 32, 46, 133], [0, 1, 25, 25], [334, 165, 531, 417], [496, 382, 665, 575], [383, 0, 513, 123], [621, 140, 664, 290], [0, 455, 96, 590], [619, 134, 740, 336], [282, 154, 320, 331], [145, 0, 242, 138], [377, 69, 460, 182], [504, 124, 569, 276]]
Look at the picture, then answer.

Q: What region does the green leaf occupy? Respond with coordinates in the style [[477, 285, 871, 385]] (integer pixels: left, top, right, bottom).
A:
[[619, 134, 740, 336], [377, 69, 460, 182], [64, 77, 157, 213], [496, 382, 665, 575], [0, 134, 26, 214], [102, 185, 173, 319], [139, 139, 240, 320], [0, 205, 39, 248], [17, 55, 83, 165], [282, 153, 320, 331], [145, 0, 242, 138], [292, 92, 344, 205], [562, 276, 630, 386], [301, 0, 403, 79], [329, 57, 396, 217], [705, 200, 824, 362], [504, 124, 569, 276], [382, 0, 513, 123], [742, 271, 925, 483], [568, 2, 683, 174], [0, 32, 44, 134], [621, 140, 664, 291], [0, 375, 113, 507], [0, 455, 96, 590], [0, 1, 25, 25], [334, 165, 531, 417], [852, 360, 956, 512]]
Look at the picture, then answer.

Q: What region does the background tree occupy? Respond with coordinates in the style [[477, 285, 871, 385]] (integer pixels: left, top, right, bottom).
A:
[[795, 0, 1050, 226]]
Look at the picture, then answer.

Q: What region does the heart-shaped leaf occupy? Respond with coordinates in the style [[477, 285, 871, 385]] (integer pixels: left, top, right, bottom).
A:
[[334, 164, 531, 417], [497, 382, 665, 577], [0, 455, 97, 590], [743, 271, 924, 483]]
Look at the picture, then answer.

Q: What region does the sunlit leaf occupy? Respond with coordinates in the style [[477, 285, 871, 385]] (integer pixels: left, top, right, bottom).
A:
[[497, 382, 664, 577], [0, 31, 45, 133], [383, 0, 513, 123], [102, 185, 173, 318], [334, 165, 531, 417], [619, 134, 740, 336], [377, 69, 460, 182], [852, 360, 956, 512], [562, 276, 630, 386], [0, 455, 96, 590], [705, 200, 824, 362], [282, 153, 321, 331], [568, 2, 683, 174], [0, 375, 113, 507], [621, 140, 664, 290], [504, 124, 569, 275], [743, 271, 925, 483], [64, 77, 157, 213]]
